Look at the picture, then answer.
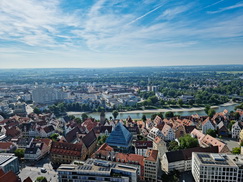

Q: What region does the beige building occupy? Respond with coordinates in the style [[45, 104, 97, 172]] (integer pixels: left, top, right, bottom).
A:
[[144, 149, 159, 182], [50, 142, 86, 165], [162, 146, 218, 174]]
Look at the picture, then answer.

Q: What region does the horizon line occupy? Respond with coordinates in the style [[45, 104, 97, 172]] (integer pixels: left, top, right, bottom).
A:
[[0, 64, 243, 70]]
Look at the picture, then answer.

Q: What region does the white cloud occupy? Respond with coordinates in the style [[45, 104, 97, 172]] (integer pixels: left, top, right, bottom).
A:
[[208, 3, 243, 14], [0, 0, 78, 47], [157, 4, 193, 20]]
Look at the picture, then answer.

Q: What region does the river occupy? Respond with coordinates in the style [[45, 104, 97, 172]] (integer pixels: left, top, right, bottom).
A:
[[67, 103, 239, 120]]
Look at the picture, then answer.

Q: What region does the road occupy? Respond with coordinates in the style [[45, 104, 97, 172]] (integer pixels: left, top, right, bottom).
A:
[[18, 157, 58, 182]]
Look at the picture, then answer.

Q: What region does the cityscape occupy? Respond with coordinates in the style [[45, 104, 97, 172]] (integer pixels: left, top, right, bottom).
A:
[[0, 0, 243, 182]]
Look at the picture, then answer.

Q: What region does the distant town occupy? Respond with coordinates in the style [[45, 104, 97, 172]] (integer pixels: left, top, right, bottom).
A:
[[0, 65, 243, 182]]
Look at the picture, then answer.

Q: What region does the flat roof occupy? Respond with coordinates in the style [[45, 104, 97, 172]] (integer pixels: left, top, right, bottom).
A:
[[0, 155, 16, 165], [195, 153, 237, 167], [58, 158, 138, 174]]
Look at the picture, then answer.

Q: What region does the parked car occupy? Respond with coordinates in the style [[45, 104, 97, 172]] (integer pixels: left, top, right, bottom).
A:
[[41, 168, 47, 173]]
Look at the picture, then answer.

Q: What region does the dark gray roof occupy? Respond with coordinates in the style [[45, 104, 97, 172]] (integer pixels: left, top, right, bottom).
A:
[[166, 146, 218, 163], [185, 126, 196, 134], [82, 129, 97, 148], [43, 125, 55, 133], [65, 126, 82, 143], [25, 142, 43, 154]]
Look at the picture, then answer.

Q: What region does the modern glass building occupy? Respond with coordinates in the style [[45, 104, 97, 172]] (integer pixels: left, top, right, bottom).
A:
[[0, 154, 19, 174], [106, 122, 132, 153]]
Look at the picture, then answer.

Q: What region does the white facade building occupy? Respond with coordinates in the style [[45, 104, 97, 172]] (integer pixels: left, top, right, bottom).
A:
[[192, 152, 243, 182], [231, 122, 243, 139], [32, 87, 65, 104]]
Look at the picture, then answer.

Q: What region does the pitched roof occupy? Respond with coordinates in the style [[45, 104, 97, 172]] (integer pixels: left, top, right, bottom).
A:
[[145, 149, 158, 162], [43, 125, 55, 133], [51, 141, 83, 157], [5, 127, 20, 138], [200, 134, 228, 153], [25, 142, 44, 154], [82, 129, 97, 148], [115, 153, 144, 166], [0, 170, 20, 182], [161, 124, 173, 136], [65, 126, 82, 143], [82, 118, 98, 132], [0, 142, 15, 150], [185, 126, 196, 134], [166, 146, 218, 163], [23, 177, 33, 182], [217, 121, 228, 131], [106, 122, 132, 147], [153, 116, 163, 125], [94, 143, 114, 158], [202, 117, 214, 126], [191, 128, 205, 140], [34, 138, 52, 146]]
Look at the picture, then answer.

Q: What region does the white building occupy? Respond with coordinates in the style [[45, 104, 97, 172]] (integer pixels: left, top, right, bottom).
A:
[[32, 87, 65, 104], [147, 127, 163, 141], [134, 141, 153, 156], [202, 118, 215, 134], [192, 152, 243, 182], [57, 158, 138, 182], [162, 146, 218, 174], [231, 122, 243, 139], [161, 124, 175, 141]]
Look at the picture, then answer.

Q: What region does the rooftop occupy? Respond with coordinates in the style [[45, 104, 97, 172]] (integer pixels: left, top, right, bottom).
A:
[[106, 122, 132, 148], [57, 158, 138, 176], [195, 153, 237, 167]]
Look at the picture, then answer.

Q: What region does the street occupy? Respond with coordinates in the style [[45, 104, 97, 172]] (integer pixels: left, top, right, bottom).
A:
[[18, 157, 58, 182]]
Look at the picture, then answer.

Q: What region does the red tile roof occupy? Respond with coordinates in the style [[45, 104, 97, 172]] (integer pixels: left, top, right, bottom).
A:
[[0, 142, 15, 150], [23, 177, 33, 182], [51, 141, 83, 157], [0, 170, 20, 182], [145, 149, 158, 162]]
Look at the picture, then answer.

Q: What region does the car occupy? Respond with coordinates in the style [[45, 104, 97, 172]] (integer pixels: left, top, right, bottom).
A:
[[41, 168, 47, 173]]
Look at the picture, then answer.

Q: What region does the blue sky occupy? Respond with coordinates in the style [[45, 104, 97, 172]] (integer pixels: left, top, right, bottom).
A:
[[0, 0, 243, 68]]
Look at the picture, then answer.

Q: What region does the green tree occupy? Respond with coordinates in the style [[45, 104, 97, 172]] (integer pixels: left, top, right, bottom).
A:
[[98, 135, 108, 145], [49, 133, 59, 141], [74, 117, 82, 124], [81, 113, 88, 121], [206, 129, 217, 137], [165, 111, 174, 118], [208, 108, 216, 118], [142, 114, 147, 122], [177, 99, 183, 107], [157, 112, 164, 119], [179, 134, 199, 149], [151, 113, 157, 120], [147, 95, 159, 104], [33, 107, 41, 114], [69, 115, 75, 120], [14, 148, 25, 158], [168, 141, 179, 151], [233, 112, 240, 120], [112, 110, 119, 119], [228, 120, 236, 130], [204, 105, 211, 115], [232, 147, 241, 154], [35, 176, 47, 182]]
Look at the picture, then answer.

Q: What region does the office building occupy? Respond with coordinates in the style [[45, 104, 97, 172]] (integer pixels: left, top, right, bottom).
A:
[[192, 152, 243, 182], [57, 158, 138, 182]]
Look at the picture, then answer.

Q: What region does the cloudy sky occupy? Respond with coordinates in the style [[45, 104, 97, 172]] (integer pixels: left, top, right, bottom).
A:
[[0, 0, 243, 68]]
